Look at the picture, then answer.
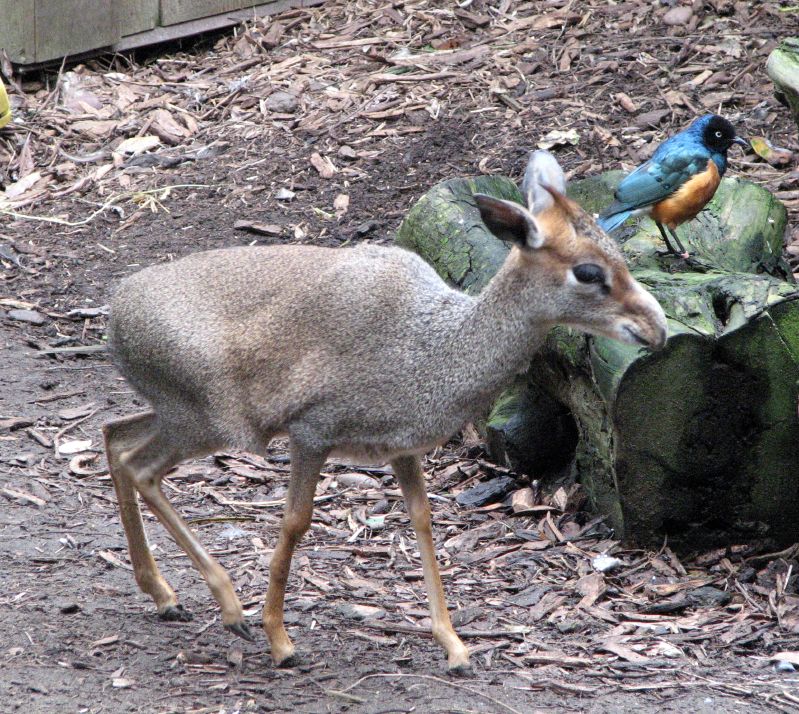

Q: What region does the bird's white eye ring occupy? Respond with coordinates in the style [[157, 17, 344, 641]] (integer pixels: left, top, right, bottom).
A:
[[715, 131, 723, 138]]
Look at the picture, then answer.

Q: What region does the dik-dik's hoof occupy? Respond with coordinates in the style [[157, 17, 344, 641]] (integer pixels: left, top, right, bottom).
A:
[[225, 620, 256, 642], [447, 662, 473, 677], [159, 604, 193, 622], [274, 651, 301, 668]]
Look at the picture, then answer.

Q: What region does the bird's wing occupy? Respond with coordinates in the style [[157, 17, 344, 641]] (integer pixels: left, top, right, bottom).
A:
[[601, 149, 710, 216]]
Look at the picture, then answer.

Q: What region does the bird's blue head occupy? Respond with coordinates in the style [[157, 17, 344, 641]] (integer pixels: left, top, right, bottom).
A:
[[690, 114, 748, 154]]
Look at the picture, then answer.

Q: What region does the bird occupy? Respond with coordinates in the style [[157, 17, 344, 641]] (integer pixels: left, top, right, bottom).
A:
[[597, 114, 748, 258]]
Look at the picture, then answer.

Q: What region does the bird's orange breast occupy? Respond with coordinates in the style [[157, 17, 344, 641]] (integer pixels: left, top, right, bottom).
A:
[[650, 160, 720, 229]]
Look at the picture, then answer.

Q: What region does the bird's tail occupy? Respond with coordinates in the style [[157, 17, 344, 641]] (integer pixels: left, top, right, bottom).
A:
[[597, 210, 632, 234]]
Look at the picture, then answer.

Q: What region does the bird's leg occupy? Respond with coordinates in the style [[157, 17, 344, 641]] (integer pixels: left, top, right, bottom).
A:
[[666, 225, 690, 260], [655, 222, 692, 260], [655, 222, 684, 257]]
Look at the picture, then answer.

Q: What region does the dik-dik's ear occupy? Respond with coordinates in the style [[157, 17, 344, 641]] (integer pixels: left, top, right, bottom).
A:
[[474, 194, 544, 250], [520, 149, 567, 215]]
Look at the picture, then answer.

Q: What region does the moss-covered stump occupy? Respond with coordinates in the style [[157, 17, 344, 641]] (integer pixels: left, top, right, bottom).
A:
[[397, 173, 799, 548], [768, 37, 799, 134]]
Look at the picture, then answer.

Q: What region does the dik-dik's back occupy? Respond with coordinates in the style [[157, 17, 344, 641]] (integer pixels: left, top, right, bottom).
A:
[[103, 150, 667, 673], [109, 243, 477, 458]]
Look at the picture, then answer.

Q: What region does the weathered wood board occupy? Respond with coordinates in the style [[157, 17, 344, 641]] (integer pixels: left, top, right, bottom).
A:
[[0, 0, 319, 66], [2, 0, 118, 64], [117, 0, 160, 36], [160, 0, 242, 27]]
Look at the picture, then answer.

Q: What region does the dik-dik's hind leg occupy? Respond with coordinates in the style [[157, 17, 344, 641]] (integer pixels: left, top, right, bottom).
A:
[[263, 443, 327, 666], [392, 454, 470, 672], [119, 424, 253, 641], [103, 413, 189, 622]]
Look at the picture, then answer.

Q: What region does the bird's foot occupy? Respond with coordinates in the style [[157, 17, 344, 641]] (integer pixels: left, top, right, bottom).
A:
[[655, 249, 694, 259]]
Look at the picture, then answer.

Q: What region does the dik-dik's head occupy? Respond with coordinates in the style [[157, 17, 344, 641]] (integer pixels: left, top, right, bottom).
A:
[[475, 151, 667, 350]]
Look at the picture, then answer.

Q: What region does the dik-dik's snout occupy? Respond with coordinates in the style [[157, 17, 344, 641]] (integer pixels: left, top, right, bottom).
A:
[[616, 281, 668, 350]]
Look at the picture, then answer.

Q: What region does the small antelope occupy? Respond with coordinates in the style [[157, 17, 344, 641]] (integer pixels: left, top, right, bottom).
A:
[[103, 151, 666, 672]]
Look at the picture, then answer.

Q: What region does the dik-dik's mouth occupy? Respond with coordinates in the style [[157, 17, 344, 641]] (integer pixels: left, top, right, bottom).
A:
[[622, 323, 665, 350]]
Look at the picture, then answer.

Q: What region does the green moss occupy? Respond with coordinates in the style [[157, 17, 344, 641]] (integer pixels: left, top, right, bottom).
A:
[[396, 175, 522, 294], [566, 171, 625, 216]]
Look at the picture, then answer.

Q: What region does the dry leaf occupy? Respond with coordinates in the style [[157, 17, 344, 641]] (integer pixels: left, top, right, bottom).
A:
[[114, 135, 161, 157], [70, 119, 117, 138], [234, 220, 283, 236], [3, 171, 43, 200], [150, 108, 193, 145], [615, 92, 637, 113], [69, 453, 105, 477], [1, 487, 46, 507], [537, 128, 579, 150], [511, 487, 536, 513], [334, 193, 350, 217], [57, 439, 93, 455], [769, 651, 799, 666], [750, 137, 793, 167], [576, 572, 606, 608], [90, 635, 120, 648], [310, 152, 337, 178]]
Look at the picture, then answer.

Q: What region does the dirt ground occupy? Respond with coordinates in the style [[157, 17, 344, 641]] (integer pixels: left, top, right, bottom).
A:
[[2, 2, 799, 713]]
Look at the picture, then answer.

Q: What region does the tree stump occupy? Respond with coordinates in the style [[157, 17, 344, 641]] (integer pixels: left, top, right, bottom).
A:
[[397, 172, 798, 548], [767, 37, 799, 134]]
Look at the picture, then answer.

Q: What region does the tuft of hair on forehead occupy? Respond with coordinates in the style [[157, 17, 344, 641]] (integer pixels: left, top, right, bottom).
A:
[[541, 187, 625, 262]]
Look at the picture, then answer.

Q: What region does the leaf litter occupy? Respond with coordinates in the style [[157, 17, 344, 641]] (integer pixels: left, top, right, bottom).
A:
[[0, 1, 798, 712]]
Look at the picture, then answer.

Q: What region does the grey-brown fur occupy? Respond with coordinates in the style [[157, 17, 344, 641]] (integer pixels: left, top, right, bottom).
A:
[[103, 151, 667, 671], [111, 243, 548, 461]]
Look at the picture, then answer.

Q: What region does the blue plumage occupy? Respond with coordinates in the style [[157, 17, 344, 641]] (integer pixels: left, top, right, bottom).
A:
[[597, 114, 747, 256]]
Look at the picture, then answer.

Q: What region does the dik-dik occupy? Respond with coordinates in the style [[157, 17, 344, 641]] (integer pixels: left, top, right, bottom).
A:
[[103, 151, 666, 672]]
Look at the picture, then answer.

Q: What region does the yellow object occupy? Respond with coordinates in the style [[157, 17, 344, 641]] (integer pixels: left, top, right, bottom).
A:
[[0, 79, 11, 129]]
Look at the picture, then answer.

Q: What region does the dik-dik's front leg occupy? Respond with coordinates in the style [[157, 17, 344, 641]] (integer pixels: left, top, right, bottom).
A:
[[392, 454, 470, 672]]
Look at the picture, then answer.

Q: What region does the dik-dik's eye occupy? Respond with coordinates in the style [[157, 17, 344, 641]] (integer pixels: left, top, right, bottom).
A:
[[572, 263, 606, 285]]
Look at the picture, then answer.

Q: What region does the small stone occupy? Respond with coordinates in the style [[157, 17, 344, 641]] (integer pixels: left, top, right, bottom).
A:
[[592, 555, 623, 573], [60, 603, 80, 614], [336, 472, 380, 489], [455, 475, 516, 508], [369, 499, 391, 515], [336, 603, 385, 621], [227, 647, 244, 668], [355, 220, 380, 236], [510, 585, 547, 607], [274, 188, 295, 201], [555, 619, 582, 634], [264, 91, 298, 113], [663, 6, 693, 25], [775, 660, 796, 673], [687, 586, 731, 608], [7, 309, 46, 325]]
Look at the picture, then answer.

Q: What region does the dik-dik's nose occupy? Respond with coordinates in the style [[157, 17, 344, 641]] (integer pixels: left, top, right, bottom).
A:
[[628, 282, 668, 350]]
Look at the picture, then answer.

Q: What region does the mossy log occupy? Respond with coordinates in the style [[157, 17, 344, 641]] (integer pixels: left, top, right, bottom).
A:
[[767, 37, 799, 134], [396, 173, 799, 548]]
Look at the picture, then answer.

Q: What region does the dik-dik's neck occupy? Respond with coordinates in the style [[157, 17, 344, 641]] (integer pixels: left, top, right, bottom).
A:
[[447, 250, 553, 401]]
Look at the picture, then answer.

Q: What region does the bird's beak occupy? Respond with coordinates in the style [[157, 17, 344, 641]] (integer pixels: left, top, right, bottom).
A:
[[733, 136, 749, 148]]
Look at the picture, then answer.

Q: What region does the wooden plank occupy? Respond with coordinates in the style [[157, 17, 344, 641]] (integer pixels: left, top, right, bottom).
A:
[[7, 0, 319, 67], [118, 0, 159, 35], [160, 0, 242, 27], [115, 0, 322, 51], [34, 0, 119, 63], [0, 0, 36, 64]]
